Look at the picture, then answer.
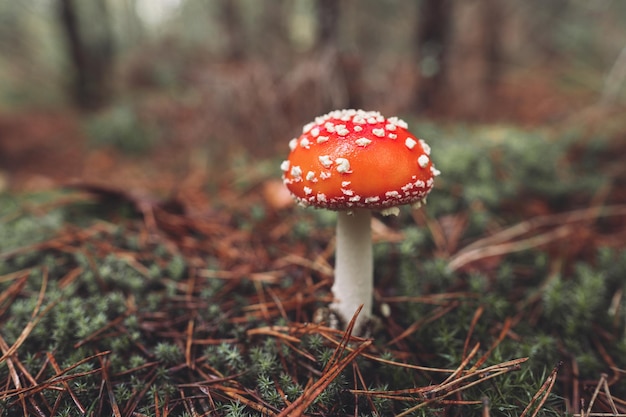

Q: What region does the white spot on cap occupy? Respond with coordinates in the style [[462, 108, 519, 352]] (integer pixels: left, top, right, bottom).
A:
[[319, 155, 333, 168], [320, 172, 331, 180], [335, 158, 351, 173], [303, 122, 315, 133], [325, 122, 335, 133], [372, 128, 385, 137], [310, 127, 320, 137], [317, 193, 327, 202], [405, 138, 417, 149], [355, 137, 372, 147], [342, 188, 354, 196], [401, 182, 414, 192], [336, 124, 349, 136], [317, 135, 329, 144], [388, 117, 408, 129], [364, 196, 380, 203], [431, 166, 441, 176], [280, 160, 290, 172], [290, 165, 302, 178], [388, 133, 397, 139], [354, 125, 363, 132], [418, 154, 430, 168], [289, 138, 298, 151], [352, 115, 366, 124], [300, 138, 311, 149], [349, 196, 361, 202], [304, 187, 313, 195], [341, 181, 351, 187], [385, 191, 400, 198], [385, 123, 397, 131], [420, 139, 431, 155], [306, 171, 316, 181]]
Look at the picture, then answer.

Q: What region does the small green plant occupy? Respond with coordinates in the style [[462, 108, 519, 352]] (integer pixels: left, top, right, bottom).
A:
[[84, 102, 157, 154]]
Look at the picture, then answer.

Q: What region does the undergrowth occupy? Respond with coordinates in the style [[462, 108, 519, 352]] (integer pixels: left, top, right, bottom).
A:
[[0, 124, 625, 416]]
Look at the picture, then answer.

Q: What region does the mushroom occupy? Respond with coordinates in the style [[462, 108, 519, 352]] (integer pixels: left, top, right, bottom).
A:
[[281, 109, 439, 332]]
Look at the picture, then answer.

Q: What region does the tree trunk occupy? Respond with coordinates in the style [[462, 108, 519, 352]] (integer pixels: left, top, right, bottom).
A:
[[414, 0, 502, 118], [445, 0, 499, 118], [315, 0, 363, 109], [260, 0, 289, 61], [316, 0, 340, 49], [414, 0, 451, 111], [57, 0, 114, 109], [219, 0, 246, 62]]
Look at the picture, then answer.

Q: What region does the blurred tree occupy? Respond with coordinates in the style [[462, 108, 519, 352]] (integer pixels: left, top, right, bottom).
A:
[[258, 0, 290, 64], [219, 0, 245, 61], [444, 0, 501, 118], [314, 0, 363, 109], [414, 0, 451, 111], [0, 3, 30, 63], [57, 0, 115, 109], [414, 0, 502, 118], [316, 0, 339, 49]]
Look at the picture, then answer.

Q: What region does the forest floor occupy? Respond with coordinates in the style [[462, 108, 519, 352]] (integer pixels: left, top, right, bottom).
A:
[[1, 71, 626, 416]]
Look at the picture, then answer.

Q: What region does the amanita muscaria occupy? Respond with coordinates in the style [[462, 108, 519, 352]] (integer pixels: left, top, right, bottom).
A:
[[281, 109, 439, 331]]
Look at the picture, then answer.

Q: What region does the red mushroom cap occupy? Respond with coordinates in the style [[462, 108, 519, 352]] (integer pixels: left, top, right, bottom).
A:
[[281, 109, 439, 211]]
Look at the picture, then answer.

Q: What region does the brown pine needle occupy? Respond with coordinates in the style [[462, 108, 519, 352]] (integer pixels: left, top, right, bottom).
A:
[[463, 306, 484, 358], [439, 343, 481, 389], [353, 357, 529, 406], [0, 269, 52, 364], [449, 225, 572, 272], [520, 361, 561, 417], [222, 385, 279, 416], [386, 301, 459, 346], [278, 307, 372, 416], [470, 317, 513, 371], [47, 352, 86, 414], [246, 327, 303, 344], [394, 366, 523, 417], [185, 319, 195, 368], [448, 204, 626, 271], [99, 355, 122, 417], [576, 373, 619, 417], [2, 351, 109, 399]]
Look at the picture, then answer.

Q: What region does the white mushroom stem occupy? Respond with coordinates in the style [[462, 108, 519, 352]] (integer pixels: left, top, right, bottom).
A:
[[331, 209, 373, 332]]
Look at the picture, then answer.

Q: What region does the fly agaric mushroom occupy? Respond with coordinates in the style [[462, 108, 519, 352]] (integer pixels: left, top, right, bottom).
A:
[[281, 109, 439, 331]]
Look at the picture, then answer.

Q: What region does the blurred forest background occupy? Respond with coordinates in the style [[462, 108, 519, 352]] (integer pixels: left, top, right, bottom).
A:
[[0, 0, 625, 190]]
